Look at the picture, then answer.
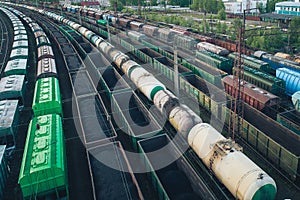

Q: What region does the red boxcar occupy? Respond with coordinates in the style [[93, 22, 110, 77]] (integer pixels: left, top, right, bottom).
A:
[[222, 75, 280, 111]]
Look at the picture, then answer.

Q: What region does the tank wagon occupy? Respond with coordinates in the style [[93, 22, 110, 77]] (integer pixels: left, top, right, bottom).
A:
[[18, 2, 300, 182], [276, 68, 300, 96]]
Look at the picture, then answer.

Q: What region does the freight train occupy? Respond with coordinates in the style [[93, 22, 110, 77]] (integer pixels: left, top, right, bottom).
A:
[[0, 7, 28, 149], [51, 3, 300, 163], [0, 6, 68, 199], [60, 5, 296, 100], [56, 3, 300, 163], [18, 5, 279, 200]]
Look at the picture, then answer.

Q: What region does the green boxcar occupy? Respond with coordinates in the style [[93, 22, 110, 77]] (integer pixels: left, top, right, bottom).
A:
[[32, 77, 62, 117], [98, 28, 108, 38], [228, 52, 272, 73], [153, 57, 192, 82], [179, 74, 228, 119], [174, 34, 197, 50], [181, 59, 227, 88], [96, 19, 107, 26], [134, 48, 161, 64], [59, 26, 77, 41], [222, 104, 300, 180], [140, 39, 159, 52], [277, 110, 300, 136], [120, 38, 135, 52], [19, 114, 67, 199], [134, 48, 154, 64], [196, 50, 232, 73], [233, 65, 285, 95]]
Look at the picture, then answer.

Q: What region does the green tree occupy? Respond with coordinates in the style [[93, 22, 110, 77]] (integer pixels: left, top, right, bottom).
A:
[[257, 2, 265, 14], [217, 0, 225, 11], [216, 21, 222, 33], [109, 0, 126, 11], [266, 0, 288, 13], [221, 22, 227, 34], [168, 0, 190, 6], [218, 8, 226, 20], [289, 17, 300, 46], [229, 18, 243, 40], [191, 0, 200, 10], [190, 0, 225, 14]]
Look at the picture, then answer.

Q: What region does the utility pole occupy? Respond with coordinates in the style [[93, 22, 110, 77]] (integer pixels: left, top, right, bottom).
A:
[[107, 21, 111, 43], [138, 0, 141, 16], [230, 8, 257, 140], [174, 45, 179, 97]]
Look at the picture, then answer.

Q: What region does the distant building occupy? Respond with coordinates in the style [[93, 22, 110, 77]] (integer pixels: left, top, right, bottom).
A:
[[275, 1, 300, 16], [223, 0, 267, 14], [61, 0, 110, 7]]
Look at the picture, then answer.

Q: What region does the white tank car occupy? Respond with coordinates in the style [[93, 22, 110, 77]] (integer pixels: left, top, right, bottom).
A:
[[169, 105, 202, 138], [188, 123, 277, 200], [153, 90, 179, 117], [129, 66, 166, 101]]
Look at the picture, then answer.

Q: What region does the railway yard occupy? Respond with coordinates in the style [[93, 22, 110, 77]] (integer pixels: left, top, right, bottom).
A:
[[0, 1, 299, 200]]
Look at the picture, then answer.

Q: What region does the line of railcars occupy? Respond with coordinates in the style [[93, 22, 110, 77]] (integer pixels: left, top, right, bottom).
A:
[[58, 4, 300, 181], [1, 6, 69, 199], [31, 11, 147, 199], [0, 7, 28, 150], [17, 0, 300, 195], [60, 5, 295, 103], [62, 2, 300, 177], [32, 7, 279, 200], [0, 7, 31, 198]]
